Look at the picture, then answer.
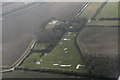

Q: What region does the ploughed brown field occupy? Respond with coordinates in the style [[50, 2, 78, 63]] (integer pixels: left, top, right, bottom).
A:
[[77, 26, 118, 57]]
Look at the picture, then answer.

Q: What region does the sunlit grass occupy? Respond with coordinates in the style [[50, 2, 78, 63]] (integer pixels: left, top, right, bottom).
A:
[[21, 32, 89, 74], [95, 2, 118, 19]]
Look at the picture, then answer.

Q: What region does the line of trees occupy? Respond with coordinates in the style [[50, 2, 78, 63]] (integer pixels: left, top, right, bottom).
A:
[[15, 67, 90, 77], [35, 17, 88, 43], [34, 18, 88, 53], [85, 54, 118, 78]]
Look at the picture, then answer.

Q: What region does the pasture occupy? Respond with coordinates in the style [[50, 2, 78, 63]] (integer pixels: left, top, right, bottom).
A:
[[95, 2, 119, 19], [86, 20, 118, 26], [21, 32, 89, 74]]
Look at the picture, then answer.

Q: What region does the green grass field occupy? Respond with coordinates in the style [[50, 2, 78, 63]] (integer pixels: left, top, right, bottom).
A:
[[21, 32, 88, 74], [33, 43, 47, 51], [21, 52, 43, 65], [86, 2, 119, 26], [86, 20, 118, 26], [95, 2, 119, 19]]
